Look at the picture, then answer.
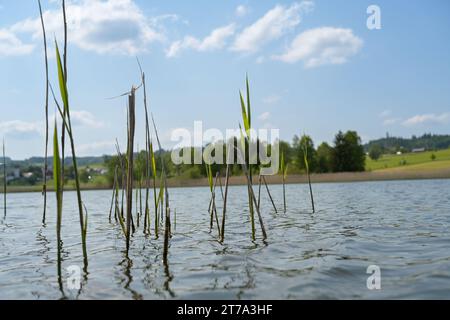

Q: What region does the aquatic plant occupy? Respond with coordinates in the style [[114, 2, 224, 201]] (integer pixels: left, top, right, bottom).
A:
[[150, 112, 171, 263], [257, 175, 278, 214], [52, 119, 64, 290], [235, 144, 267, 240], [281, 152, 288, 213], [137, 62, 152, 235], [220, 162, 231, 243], [125, 87, 136, 254], [109, 165, 118, 222], [206, 164, 221, 236], [38, 0, 49, 224], [263, 176, 278, 213], [149, 139, 159, 236], [239, 75, 256, 240], [60, 0, 68, 203], [53, 122, 62, 244], [54, 39, 88, 265], [303, 141, 316, 213]]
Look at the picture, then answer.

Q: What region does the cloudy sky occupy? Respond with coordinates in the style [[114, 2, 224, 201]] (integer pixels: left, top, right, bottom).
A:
[[0, 0, 449, 159]]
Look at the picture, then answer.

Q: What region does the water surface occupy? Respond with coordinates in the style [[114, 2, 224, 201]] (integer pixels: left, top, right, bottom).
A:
[[1, 179, 449, 299]]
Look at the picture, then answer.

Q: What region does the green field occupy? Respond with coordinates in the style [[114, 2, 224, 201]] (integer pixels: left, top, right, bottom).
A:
[[366, 148, 450, 171]]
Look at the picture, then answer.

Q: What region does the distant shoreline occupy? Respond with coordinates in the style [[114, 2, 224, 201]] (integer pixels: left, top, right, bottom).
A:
[[3, 167, 450, 194]]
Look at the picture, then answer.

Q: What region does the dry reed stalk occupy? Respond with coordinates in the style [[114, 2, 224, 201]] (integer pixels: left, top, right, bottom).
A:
[[220, 164, 231, 243], [262, 176, 278, 213], [236, 146, 267, 240], [109, 165, 118, 222], [125, 87, 136, 254]]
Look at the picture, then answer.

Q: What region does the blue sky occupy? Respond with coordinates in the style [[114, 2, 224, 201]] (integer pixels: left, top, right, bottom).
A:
[[0, 0, 449, 159]]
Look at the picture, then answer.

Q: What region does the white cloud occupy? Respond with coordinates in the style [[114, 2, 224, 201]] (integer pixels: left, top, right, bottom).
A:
[[0, 120, 42, 138], [77, 140, 116, 156], [273, 27, 363, 67], [258, 112, 271, 121], [166, 23, 236, 57], [402, 113, 450, 127], [0, 29, 34, 56], [70, 110, 105, 128], [236, 5, 249, 18], [10, 0, 165, 55], [231, 1, 313, 53]]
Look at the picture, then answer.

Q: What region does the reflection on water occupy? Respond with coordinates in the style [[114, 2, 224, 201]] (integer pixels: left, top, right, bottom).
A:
[[1, 179, 450, 299]]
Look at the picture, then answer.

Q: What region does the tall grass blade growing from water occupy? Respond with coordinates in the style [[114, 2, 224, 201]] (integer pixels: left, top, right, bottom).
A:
[[38, 0, 49, 224], [220, 162, 231, 243], [281, 152, 288, 213], [109, 165, 119, 222], [206, 165, 221, 236], [239, 75, 256, 240], [53, 120, 63, 288], [262, 176, 278, 213], [125, 87, 136, 254], [149, 139, 159, 236], [206, 164, 214, 231], [55, 40, 88, 266], [303, 142, 315, 213], [235, 145, 267, 240], [151, 114, 171, 264], [137, 62, 151, 235], [60, 0, 68, 203]]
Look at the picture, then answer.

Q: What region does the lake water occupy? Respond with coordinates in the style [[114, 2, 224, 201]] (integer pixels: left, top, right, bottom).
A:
[[1, 179, 449, 300]]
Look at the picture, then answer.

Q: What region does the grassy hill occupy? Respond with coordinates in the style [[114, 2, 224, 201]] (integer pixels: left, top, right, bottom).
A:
[[366, 148, 450, 171]]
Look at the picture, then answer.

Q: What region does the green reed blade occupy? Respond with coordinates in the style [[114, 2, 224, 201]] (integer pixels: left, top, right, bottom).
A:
[[38, 0, 49, 224], [240, 92, 250, 136], [53, 121, 62, 240], [55, 41, 68, 112]]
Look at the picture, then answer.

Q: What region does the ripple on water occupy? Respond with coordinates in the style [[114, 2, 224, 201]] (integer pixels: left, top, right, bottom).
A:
[[1, 180, 450, 299]]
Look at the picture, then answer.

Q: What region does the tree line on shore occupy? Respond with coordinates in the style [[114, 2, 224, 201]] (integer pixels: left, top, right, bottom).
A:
[[103, 130, 366, 185]]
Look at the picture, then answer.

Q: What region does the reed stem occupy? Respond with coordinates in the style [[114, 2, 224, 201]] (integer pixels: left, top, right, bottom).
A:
[[151, 113, 171, 263], [60, 0, 68, 204], [262, 176, 278, 213], [303, 143, 316, 213], [139, 67, 151, 235], [109, 165, 118, 222], [236, 146, 267, 240], [54, 35, 88, 267], [125, 87, 136, 254], [257, 175, 262, 209], [283, 175, 286, 213], [38, 0, 49, 224], [220, 164, 230, 243]]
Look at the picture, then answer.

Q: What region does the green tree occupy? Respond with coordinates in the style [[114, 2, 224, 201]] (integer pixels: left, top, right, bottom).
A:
[[80, 169, 90, 184], [369, 144, 383, 161], [316, 142, 333, 173], [63, 165, 75, 183], [293, 135, 317, 172], [331, 131, 365, 172]]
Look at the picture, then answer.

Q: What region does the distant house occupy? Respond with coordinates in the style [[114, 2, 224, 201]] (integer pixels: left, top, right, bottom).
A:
[[23, 172, 34, 179], [412, 148, 426, 153]]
